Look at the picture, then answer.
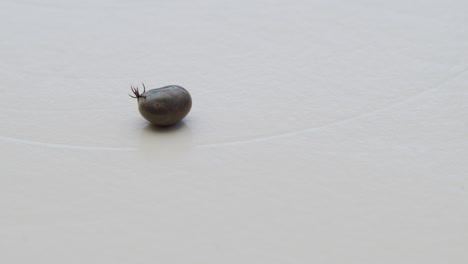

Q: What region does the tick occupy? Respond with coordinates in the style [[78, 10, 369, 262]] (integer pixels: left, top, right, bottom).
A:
[[130, 83, 192, 126]]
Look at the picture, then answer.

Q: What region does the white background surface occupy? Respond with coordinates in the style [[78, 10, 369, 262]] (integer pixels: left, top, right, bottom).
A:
[[1, 0, 467, 263]]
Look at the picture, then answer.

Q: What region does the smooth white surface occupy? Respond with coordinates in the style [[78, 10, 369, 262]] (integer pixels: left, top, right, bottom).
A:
[[1, 0, 467, 263]]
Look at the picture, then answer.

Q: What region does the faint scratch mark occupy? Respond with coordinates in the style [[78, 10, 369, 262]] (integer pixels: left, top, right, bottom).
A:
[[197, 67, 468, 149], [0, 107, 132, 114], [0, 136, 137, 152], [1, 68, 466, 151]]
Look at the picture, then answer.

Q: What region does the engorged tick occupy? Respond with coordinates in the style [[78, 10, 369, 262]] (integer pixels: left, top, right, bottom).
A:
[[130, 83, 192, 126]]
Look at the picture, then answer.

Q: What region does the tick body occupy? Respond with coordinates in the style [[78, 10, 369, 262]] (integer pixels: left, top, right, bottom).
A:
[[130, 84, 192, 126]]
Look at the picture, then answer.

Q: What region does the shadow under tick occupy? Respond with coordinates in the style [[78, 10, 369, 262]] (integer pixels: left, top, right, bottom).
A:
[[138, 121, 193, 160]]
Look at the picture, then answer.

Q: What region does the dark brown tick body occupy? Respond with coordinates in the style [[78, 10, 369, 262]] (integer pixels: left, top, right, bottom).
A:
[[130, 84, 192, 126]]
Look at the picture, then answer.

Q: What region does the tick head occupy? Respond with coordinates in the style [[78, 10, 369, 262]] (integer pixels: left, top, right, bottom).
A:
[[129, 83, 146, 99]]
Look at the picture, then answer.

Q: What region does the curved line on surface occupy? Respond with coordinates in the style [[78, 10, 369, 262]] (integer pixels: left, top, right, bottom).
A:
[[197, 67, 468, 149], [0, 136, 137, 152], [0, 107, 133, 114], [1, 68, 466, 151]]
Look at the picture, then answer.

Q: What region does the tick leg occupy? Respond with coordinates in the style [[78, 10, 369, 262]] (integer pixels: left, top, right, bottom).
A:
[[130, 84, 147, 99], [130, 85, 140, 97]]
